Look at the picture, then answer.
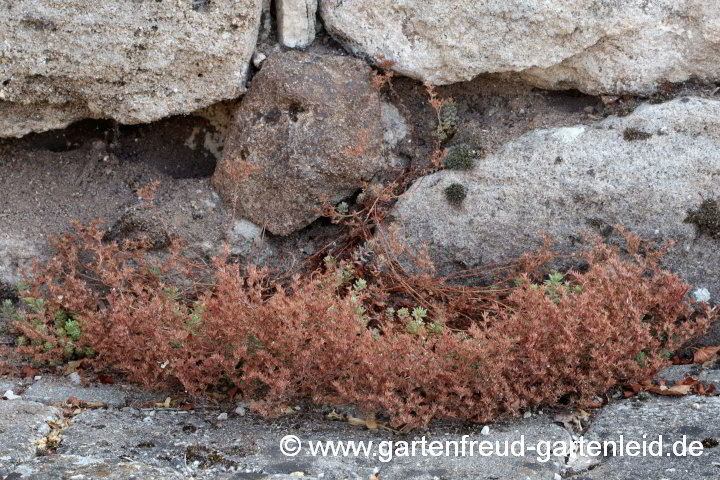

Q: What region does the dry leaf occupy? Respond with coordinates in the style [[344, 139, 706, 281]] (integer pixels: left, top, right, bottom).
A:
[[648, 384, 692, 396], [226, 386, 239, 402], [64, 360, 84, 375], [66, 396, 107, 409], [346, 416, 368, 428], [154, 397, 172, 408], [693, 346, 720, 364], [326, 410, 344, 421], [97, 374, 115, 384]]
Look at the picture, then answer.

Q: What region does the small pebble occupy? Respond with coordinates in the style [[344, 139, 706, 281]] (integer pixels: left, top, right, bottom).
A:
[[252, 52, 267, 68], [217, 412, 228, 421], [69, 372, 82, 385], [523, 411, 532, 419], [34, 375, 41, 381], [637, 391, 651, 401], [691, 403, 701, 410], [234, 406, 246, 416], [694, 288, 711, 303], [480, 425, 490, 435], [142, 416, 153, 423], [2, 390, 21, 400]]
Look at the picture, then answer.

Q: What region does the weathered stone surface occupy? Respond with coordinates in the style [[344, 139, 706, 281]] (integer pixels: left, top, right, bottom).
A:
[[0, 400, 62, 477], [381, 102, 409, 148], [320, 0, 720, 94], [277, 0, 318, 49], [12, 456, 188, 480], [655, 364, 720, 386], [0, 234, 38, 286], [228, 219, 275, 264], [0, 0, 263, 137], [10, 395, 569, 479], [23, 376, 158, 409], [567, 395, 720, 479], [392, 97, 720, 297], [213, 51, 384, 235]]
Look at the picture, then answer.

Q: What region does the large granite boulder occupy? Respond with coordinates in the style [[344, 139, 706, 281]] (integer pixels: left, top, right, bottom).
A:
[[0, 0, 263, 137], [392, 97, 720, 297], [320, 0, 720, 95]]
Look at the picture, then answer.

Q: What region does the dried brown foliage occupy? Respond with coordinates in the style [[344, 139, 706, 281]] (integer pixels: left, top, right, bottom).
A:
[[10, 220, 713, 428], [370, 70, 395, 91]]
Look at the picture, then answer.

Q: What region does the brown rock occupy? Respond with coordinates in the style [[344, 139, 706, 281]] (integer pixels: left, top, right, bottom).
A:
[[212, 51, 384, 235]]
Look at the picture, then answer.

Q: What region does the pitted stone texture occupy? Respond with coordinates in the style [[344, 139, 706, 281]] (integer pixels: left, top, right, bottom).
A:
[[21, 404, 569, 479], [392, 97, 720, 297], [0, 0, 263, 137], [212, 51, 384, 235], [569, 396, 720, 479], [23, 376, 158, 408], [0, 400, 62, 477], [0, 234, 38, 286], [320, 0, 720, 95]]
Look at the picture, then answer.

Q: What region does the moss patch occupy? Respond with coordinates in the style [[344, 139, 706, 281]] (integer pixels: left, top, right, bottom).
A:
[[445, 144, 475, 170], [685, 199, 720, 240], [623, 128, 653, 141], [444, 183, 467, 207]]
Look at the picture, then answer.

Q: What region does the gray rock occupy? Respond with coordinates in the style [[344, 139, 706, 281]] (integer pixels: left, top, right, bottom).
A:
[[23, 376, 157, 408], [0, 0, 263, 137], [655, 365, 720, 386], [0, 400, 62, 476], [31, 402, 568, 480], [381, 102, 409, 148], [277, 0, 318, 49], [0, 234, 38, 286], [11, 456, 188, 479], [228, 219, 274, 263], [0, 380, 20, 393], [568, 396, 720, 479], [319, 0, 720, 95], [213, 51, 385, 235], [392, 97, 720, 297]]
